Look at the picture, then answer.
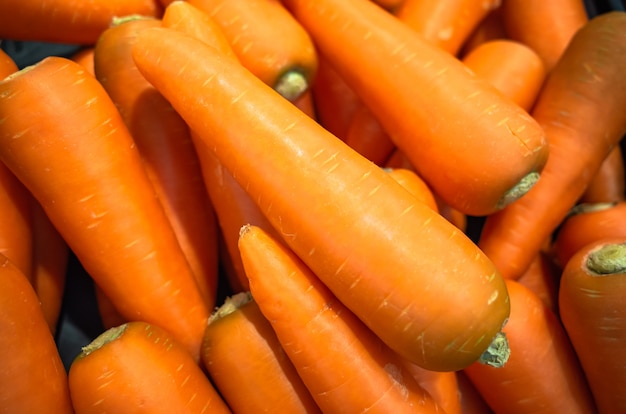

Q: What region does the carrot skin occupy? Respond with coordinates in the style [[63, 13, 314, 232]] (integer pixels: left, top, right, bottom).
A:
[[580, 145, 625, 204]]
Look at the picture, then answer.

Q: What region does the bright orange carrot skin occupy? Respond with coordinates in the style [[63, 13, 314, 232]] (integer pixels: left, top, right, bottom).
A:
[[281, 0, 549, 216], [0, 56, 209, 361], [132, 27, 511, 371], [580, 145, 625, 204], [385, 167, 439, 211], [68, 321, 231, 414], [0, 254, 74, 414]]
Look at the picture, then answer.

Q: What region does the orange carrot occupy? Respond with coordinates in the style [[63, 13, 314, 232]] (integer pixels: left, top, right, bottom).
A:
[[201, 292, 322, 413], [0, 56, 210, 361], [559, 238, 626, 414], [0, 253, 74, 414], [281, 0, 549, 216], [384, 167, 439, 211], [455, 371, 494, 414], [516, 251, 560, 316], [1, 48, 19, 78], [0, 0, 163, 44], [370, 0, 405, 12], [68, 321, 231, 414], [459, 6, 507, 56], [344, 105, 396, 166], [478, 11, 626, 280], [580, 145, 625, 204], [238, 224, 443, 413], [94, 285, 128, 330], [70, 47, 95, 74], [401, 361, 462, 414], [132, 26, 511, 371], [464, 279, 597, 413]]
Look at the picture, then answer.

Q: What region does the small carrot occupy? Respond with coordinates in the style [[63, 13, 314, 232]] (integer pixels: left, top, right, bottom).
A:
[[0, 56, 210, 361], [478, 11, 626, 279], [201, 292, 322, 413], [0, 254, 74, 414], [132, 26, 512, 371], [281, 0, 549, 216], [68, 321, 231, 414], [580, 145, 625, 204], [559, 238, 626, 414], [238, 224, 443, 413], [384, 167, 439, 211]]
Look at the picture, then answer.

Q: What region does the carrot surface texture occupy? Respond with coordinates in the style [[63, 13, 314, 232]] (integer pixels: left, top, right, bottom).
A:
[[280, 0, 548, 217], [0, 56, 210, 362], [478, 11, 626, 280], [132, 26, 511, 372]]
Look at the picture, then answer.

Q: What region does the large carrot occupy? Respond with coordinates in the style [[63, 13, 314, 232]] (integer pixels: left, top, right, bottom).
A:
[[478, 11, 626, 280], [0, 56, 210, 361], [238, 224, 443, 413], [559, 238, 626, 414], [0, 254, 74, 414], [68, 321, 231, 414], [132, 26, 511, 371], [280, 0, 549, 216]]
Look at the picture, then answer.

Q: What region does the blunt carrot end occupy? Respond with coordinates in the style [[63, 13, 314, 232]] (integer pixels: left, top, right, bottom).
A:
[[274, 69, 309, 102], [496, 171, 540, 210], [478, 331, 510, 368], [208, 291, 253, 324], [587, 243, 626, 275], [80, 323, 128, 358]]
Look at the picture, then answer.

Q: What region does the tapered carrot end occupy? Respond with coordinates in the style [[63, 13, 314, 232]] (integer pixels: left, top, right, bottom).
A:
[[79, 323, 128, 359], [586, 242, 626, 275], [496, 171, 541, 210], [274, 69, 309, 102], [478, 331, 510, 368]]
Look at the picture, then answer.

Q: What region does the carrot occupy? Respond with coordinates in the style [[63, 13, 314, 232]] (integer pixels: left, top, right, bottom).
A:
[[478, 11, 626, 280], [344, 105, 396, 166], [94, 285, 128, 330], [461, 39, 547, 112], [0, 253, 74, 414], [580, 145, 625, 204], [1, 48, 19, 78], [516, 251, 560, 316], [0, 0, 163, 45], [0, 56, 210, 361], [394, 0, 502, 55], [500, 0, 589, 72], [559, 238, 626, 414], [384, 167, 439, 211], [400, 362, 462, 414], [201, 292, 322, 413], [281, 0, 549, 217], [132, 26, 511, 371], [464, 279, 597, 413], [68, 321, 231, 414], [186, 0, 318, 101], [459, 6, 507, 56], [70, 47, 95, 75], [370, 0, 405, 12], [455, 371, 494, 414], [238, 224, 443, 413]]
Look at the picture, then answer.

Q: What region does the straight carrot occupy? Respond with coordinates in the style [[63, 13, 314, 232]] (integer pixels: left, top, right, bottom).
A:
[[478, 11, 626, 279], [238, 224, 443, 413], [0, 56, 210, 361], [281, 0, 549, 216], [131, 26, 511, 371]]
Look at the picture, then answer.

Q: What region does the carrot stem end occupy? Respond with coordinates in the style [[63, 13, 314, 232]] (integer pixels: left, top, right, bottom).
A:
[[478, 331, 510, 368]]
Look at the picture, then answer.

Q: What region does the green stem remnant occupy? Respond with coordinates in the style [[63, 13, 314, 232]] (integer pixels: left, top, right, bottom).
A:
[[497, 171, 541, 210], [479, 331, 510, 368], [274, 69, 309, 102], [587, 242, 626, 275], [79, 323, 128, 358]]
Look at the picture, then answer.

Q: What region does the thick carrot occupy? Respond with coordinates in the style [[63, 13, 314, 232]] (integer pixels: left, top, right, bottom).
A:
[[0, 254, 74, 414], [478, 11, 626, 280], [0, 56, 210, 361], [580, 145, 625, 204], [0, 0, 162, 45], [384, 167, 439, 211], [187, 0, 318, 101], [68, 321, 231, 414], [238, 224, 443, 413], [464, 279, 597, 413], [281, 0, 549, 216], [559, 239, 626, 414], [132, 26, 511, 371], [201, 292, 322, 413], [344, 105, 396, 166]]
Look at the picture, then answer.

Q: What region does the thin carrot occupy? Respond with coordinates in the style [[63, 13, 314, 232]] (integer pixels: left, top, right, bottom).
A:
[[464, 278, 597, 413], [0, 56, 210, 361], [580, 145, 625, 204], [384, 167, 439, 211], [238, 224, 443, 413], [201, 292, 322, 413], [559, 238, 626, 414], [68, 321, 231, 414], [132, 26, 512, 371], [281, 0, 549, 217], [0, 0, 163, 45], [478, 11, 626, 280], [344, 105, 396, 166], [0, 254, 74, 414]]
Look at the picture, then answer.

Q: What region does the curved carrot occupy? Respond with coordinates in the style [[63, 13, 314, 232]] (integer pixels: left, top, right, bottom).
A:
[[0, 0, 162, 45], [201, 292, 322, 413], [0, 254, 74, 414], [559, 239, 626, 414], [281, 0, 548, 216], [344, 105, 396, 166], [478, 11, 626, 280], [384, 167, 438, 211], [187, 0, 318, 101], [132, 26, 511, 371], [0, 56, 210, 361], [238, 224, 443, 413], [464, 279, 597, 413], [580, 145, 625, 204], [68, 321, 231, 414]]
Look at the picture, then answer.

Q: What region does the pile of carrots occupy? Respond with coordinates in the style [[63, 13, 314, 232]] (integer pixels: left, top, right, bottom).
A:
[[1, 0, 626, 412]]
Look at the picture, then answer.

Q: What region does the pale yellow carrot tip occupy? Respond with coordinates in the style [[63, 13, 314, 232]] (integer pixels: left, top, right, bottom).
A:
[[478, 331, 510, 368], [274, 69, 309, 102], [79, 323, 128, 358], [208, 291, 253, 324], [111, 14, 156, 27], [496, 171, 541, 210], [586, 243, 626, 275]]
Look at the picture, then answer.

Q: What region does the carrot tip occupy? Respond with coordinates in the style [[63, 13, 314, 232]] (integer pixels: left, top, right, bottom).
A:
[[274, 69, 309, 102], [79, 323, 128, 358], [586, 242, 626, 275], [208, 291, 253, 324], [496, 171, 541, 210], [478, 331, 510, 368]]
